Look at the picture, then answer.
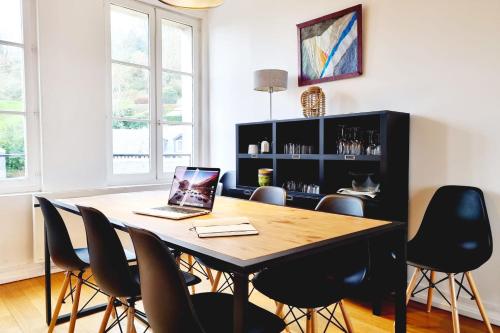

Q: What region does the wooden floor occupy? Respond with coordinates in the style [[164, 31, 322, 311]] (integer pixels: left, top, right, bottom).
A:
[[0, 269, 498, 333]]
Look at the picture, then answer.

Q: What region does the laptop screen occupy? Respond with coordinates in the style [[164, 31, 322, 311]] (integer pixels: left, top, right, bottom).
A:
[[168, 167, 220, 210]]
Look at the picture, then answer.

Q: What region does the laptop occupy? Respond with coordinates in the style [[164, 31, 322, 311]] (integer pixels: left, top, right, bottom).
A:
[[134, 166, 221, 220]]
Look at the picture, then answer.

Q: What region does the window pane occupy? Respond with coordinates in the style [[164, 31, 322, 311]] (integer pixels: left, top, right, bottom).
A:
[[112, 63, 150, 120], [162, 19, 192, 73], [0, 45, 24, 112], [163, 155, 191, 173], [162, 124, 192, 155], [0, 0, 23, 44], [162, 72, 192, 122], [111, 5, 149, 66], [0, 114, 25, 179], [112, 120, 150, 174]]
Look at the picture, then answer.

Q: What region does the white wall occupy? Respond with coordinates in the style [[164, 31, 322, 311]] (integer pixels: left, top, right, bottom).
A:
[[207, 0, 500, 323], [0, 0, 207, 280]]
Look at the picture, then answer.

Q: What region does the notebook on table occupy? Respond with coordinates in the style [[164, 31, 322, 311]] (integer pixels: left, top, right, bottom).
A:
[[191, 217, 259, 238]]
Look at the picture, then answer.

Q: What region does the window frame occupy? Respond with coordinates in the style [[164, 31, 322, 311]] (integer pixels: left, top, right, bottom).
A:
[[106, 0, 201, 186], [0, 0, 41, 194]]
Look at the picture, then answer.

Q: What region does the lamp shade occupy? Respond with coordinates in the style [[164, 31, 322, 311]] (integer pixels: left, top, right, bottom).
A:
[[159, 0, 223, 9], [254, 69, 288, 92]]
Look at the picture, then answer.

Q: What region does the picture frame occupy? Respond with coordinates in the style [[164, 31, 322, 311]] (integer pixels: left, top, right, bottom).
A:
[[297, 4, 363, 87]]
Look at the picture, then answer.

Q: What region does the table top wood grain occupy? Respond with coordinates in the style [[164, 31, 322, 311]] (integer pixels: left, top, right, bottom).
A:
[[53, 190, 401, 272]]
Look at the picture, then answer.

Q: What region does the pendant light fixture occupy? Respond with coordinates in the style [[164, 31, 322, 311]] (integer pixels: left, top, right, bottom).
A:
[[159, 0, 223, 9]]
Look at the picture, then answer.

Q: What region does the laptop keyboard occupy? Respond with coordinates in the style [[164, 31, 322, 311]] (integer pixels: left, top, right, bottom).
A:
[[154, 206, 203, 214]]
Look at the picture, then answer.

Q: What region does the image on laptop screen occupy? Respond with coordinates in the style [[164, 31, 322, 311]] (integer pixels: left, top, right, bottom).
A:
[[168, 167, 220, 209]]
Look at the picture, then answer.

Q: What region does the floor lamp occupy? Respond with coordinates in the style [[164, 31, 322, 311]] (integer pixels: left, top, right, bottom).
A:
[[254, 69, 288, 120]]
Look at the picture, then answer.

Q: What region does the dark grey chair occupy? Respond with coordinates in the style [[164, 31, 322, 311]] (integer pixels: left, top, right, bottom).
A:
[[252, 194, 369, 332], [249, 186, 287, 206], [128, 226, 286, 333], [78, 205, 201, 333]]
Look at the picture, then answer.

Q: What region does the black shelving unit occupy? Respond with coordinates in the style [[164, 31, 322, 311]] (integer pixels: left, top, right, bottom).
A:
[[233, 111, 410, 222]]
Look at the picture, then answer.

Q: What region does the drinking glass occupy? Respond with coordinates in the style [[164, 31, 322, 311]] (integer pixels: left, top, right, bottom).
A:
[[336, 125, 347, 154]]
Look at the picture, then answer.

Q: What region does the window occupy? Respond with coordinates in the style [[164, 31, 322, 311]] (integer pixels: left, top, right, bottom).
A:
[[108, 0, 199, 184], [0, 0, 39, 193]]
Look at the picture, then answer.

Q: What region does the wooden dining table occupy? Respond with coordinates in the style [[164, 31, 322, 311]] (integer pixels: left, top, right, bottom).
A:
[[46, 190, 408, 333]]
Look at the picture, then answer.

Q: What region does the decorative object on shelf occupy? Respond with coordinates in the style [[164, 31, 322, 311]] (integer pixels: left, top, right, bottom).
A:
[[283, 180, 320, 194], [258, 168, 273, 187], [260, 139, 270, 153], [301, 86, 325, 118], [158, 0, 223, 9], [248, 144, 259, 155], [254, 69, 288, 119], [283, 143, 314, 155], [349, 172, 380, 192], [297, 4, 362, 86]]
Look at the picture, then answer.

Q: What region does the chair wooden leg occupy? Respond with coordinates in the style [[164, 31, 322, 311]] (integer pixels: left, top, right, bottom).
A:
[[68, 274, 83, 333], [127, 304, 136, 333], [339, 300, 354, 333], [274, 302, 291, 332], [206, 267, 215, 285], [306, 309, 312, 333], [406, 268, 421, 304], [211, 271, 222, 292], [426, 270, 435, 313], [187, 255, 195, 294], [99, 297, 115, 333], [448, 273, 461, 333], [310, 309, 317, 333], [48, 271, 71, 333], [465, 272, 493, 333]]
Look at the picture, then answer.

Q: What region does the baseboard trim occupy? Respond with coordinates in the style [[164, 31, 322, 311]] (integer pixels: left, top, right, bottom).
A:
[[0, 262, 62, 285]]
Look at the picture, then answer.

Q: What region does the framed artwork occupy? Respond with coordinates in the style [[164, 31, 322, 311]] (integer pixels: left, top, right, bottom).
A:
[[297, 4, 362, 86]]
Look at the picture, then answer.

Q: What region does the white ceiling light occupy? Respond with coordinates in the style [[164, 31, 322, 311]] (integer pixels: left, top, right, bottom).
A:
[[159, 0, 223, 9]]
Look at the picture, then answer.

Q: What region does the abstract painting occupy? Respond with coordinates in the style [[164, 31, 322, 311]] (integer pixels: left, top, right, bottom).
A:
[[297, 5, 362, 86]]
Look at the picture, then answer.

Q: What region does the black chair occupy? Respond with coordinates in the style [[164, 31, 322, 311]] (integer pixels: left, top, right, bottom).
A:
[[249, 186, 287, 206], [207, 186, 288, 293], [252, 194, 369, 333], [128, 226, 286, 333], [406, 186, 493, 333], [219, 170, 236, 197], [37, 196, 91, 333], [78, 205, 201, 333]]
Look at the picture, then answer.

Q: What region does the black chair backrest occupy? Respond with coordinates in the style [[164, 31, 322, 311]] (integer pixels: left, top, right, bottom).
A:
[[220, 171, 236, 196], [128, 227, 205, 333], [413, 186, 493, 264], [315, 194, 369, 281], [78, 206, 140, 298], [315, 194, 365, 217], [37, 197, 86, 272], [250, 186, 287, 206]]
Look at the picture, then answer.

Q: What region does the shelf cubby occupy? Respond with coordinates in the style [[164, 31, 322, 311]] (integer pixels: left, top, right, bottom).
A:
[[237, 158, 273, 188], [276, 159, 320, 189], [276, 119, 320, 154], [237, 122, 273, 154]]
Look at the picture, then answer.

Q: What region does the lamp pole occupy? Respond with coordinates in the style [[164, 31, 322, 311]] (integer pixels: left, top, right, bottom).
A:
[[269, 87, 274, 120]]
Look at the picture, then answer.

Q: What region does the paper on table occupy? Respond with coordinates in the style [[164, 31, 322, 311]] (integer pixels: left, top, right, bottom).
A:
[[191, 217, 258, 238]]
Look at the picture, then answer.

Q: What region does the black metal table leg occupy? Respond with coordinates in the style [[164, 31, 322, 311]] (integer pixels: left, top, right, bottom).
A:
[[233, 272, 249, 333], [394, 228, 407, 333]]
